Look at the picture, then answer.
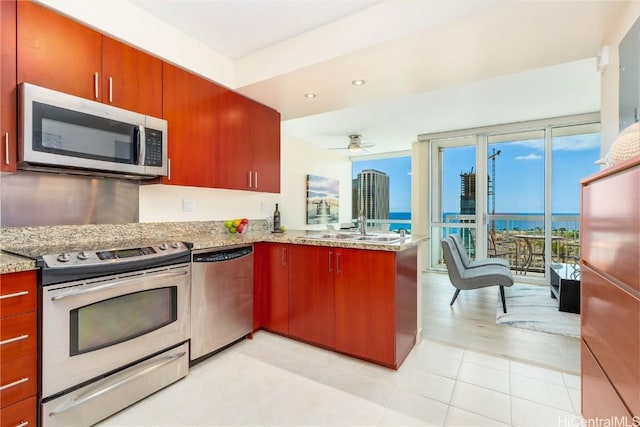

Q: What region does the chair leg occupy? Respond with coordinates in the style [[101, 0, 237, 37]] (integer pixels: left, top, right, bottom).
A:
[[500, 286, 507, 313], [450, 289, 461, 306]]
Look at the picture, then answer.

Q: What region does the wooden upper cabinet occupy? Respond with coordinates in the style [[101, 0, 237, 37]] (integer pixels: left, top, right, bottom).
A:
[[162, 62, 223, 187], [101, 37, 162, 117], [250, 101, 281, 193], [215, 93, 281, 193], [0, 0, 17, 171], [215, 90, 253, 190], [17, 2, 162, 116], [17, 1, 102, 101]]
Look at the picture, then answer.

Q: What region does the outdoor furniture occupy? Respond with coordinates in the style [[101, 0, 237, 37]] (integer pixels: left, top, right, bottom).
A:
[[512, 234, 562, 274], [441, 238, 514, 313], [449, 234, 510, 269]]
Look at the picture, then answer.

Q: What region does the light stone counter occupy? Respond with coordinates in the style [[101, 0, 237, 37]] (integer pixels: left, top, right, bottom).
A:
[[0, 221, 426, 273], [0, 251, 37, 274]]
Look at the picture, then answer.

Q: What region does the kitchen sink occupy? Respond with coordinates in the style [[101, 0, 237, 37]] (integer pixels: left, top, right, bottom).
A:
[[300, 233, 404, 244]]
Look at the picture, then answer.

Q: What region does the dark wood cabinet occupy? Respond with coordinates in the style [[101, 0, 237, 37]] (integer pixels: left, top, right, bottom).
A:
[[334, 249, 396, 365], [289, 245, 336, 348], [285, 244, 418, 368], [162, 62, 223, 187], [14, 1, 280, 192], [0, 0, 17, 172], [0, 270, 37, 423], [17, 1, 162, 116], [254, 242, 290, 334], [102, 36, 162, 117], [214, 91, 281, 193], [581, 156, 640, 421]]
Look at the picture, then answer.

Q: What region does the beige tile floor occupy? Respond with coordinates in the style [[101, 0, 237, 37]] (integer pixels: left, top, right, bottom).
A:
[[99, 272, 582, 426]]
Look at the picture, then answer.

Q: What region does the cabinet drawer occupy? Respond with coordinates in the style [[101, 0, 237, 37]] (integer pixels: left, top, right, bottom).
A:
[[0, 271, 36, 318], [1, 312, 36, 362], [582, 341, 634, 421], [581, 166, 640, 292], [0, 354, 36, 409], [0, 396, 37, 427], [581, 265, 640, 415]]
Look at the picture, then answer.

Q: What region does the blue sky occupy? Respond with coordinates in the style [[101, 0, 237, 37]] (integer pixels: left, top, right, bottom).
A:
[[352, 133, 600, 215]]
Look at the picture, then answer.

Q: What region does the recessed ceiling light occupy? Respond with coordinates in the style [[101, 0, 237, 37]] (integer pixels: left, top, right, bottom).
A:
[[351, 79, 366, 86], [304, 92, 317, 99]]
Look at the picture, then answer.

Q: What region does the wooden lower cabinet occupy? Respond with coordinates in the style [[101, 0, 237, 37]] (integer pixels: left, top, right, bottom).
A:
[[581, 157, 640, 421], [284, 244, 417, 368], [581, 341, 634, 424], [334, 248, 396, 365], [254, 242, 290, 334], [0, 396, 37, 427], [289, 245, 335, 349], [0, 270, 37, 424]]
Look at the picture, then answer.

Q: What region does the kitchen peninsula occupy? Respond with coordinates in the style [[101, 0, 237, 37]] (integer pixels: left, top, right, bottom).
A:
[[0, 221, 424, 370]]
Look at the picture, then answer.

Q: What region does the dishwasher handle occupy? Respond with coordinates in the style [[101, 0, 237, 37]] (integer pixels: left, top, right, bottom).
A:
[[193, 246, 253, 263]]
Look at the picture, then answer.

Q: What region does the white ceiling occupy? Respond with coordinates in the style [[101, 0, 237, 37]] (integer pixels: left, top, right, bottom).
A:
[[130, 0, 630, 156]]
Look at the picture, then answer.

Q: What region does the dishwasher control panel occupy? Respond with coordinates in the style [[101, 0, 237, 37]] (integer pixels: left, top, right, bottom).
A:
[[192, 246, 253, 263]]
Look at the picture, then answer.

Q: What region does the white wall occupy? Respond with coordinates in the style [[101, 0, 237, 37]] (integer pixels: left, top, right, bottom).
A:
[[278, 134, 352, 231], [600, 2, 640, 156], [140, 134, 352, 227]]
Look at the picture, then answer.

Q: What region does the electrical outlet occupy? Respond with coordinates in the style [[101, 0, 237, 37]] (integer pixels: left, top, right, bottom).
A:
[[182, 199, 195, 212]]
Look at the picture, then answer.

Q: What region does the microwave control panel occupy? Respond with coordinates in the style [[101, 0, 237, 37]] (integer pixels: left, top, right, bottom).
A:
[[144, 128, 164, 167]]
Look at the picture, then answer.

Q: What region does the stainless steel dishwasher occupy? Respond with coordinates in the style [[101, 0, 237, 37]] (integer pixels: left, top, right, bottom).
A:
[[190, 245, 254, 360]]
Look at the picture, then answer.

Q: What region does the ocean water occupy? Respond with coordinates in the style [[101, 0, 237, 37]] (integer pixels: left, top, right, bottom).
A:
[[443, 212, 580, 231], [380, 212, 580, 232], [388, 212, 411, 231]]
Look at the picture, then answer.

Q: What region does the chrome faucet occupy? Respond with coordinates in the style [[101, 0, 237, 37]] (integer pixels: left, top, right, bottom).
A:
[[358, 210, 367, 235]]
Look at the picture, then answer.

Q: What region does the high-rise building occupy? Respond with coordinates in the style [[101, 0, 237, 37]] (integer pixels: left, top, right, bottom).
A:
[[352, 169, 390, 220]]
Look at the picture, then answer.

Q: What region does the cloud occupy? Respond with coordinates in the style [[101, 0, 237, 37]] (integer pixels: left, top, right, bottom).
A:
[[515, 153, 543, 160], [552, 134, 600, 151]]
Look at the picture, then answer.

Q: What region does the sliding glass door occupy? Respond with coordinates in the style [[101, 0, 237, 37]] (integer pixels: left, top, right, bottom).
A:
[[425, 114, 600, 283]]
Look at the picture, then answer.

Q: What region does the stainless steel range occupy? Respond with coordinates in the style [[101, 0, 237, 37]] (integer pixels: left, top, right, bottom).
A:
[[37, 241, 191, 427]]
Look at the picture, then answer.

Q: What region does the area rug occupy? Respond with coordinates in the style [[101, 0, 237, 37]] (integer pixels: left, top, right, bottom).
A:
[[496, 285, 580, 338]]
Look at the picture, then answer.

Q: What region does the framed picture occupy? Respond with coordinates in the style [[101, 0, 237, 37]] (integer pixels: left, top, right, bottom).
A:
[[306, 174, 339, 225]]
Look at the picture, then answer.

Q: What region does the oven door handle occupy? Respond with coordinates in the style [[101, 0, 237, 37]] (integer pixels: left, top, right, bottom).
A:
[[50, 270, 188, 301], [48, 350, 187, 417]]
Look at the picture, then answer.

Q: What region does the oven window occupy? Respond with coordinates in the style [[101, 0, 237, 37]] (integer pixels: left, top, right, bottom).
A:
[[70, 287, 177, 356]]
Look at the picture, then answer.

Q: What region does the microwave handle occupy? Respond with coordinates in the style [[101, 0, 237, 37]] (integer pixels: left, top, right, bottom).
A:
[[134, 125, 146, 166]]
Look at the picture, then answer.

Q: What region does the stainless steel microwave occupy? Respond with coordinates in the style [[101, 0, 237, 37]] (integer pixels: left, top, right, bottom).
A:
[[19, 83, 167, 178]]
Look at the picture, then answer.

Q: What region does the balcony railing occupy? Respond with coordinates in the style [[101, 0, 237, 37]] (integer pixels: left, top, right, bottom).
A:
[[443, 213, 580, 275]]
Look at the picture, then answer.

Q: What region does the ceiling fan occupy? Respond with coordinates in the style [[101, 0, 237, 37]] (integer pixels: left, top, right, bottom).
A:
[[329, 134, 375, 153]]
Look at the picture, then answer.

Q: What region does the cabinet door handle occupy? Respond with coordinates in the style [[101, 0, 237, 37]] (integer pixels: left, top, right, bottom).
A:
[[167, 158, 171, 181], [16, 421, 29, 427], [0, 290, 29, 300], [254, 171, 258, 189], [94, 72, 99, 99], [328, 251, 333, 273], [248, 170, 252, 188], [281, 247, 287, 266], [336, 253, 341, 275], [109, 77, 113, 103], [0, 334, 29, 346], [4, 132, 9, 165], [0, 377, 29, 391]]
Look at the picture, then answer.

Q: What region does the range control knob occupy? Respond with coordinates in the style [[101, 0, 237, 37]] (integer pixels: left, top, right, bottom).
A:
[[171, 242, 180, 249], [57, 253, 71, 263], [159, 243, 168, 250], [77, 251, 90, 260]]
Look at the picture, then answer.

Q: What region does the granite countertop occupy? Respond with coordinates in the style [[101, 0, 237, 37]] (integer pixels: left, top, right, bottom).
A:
[[0, 222, 427, 274], [0, 251, 37, 274]]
